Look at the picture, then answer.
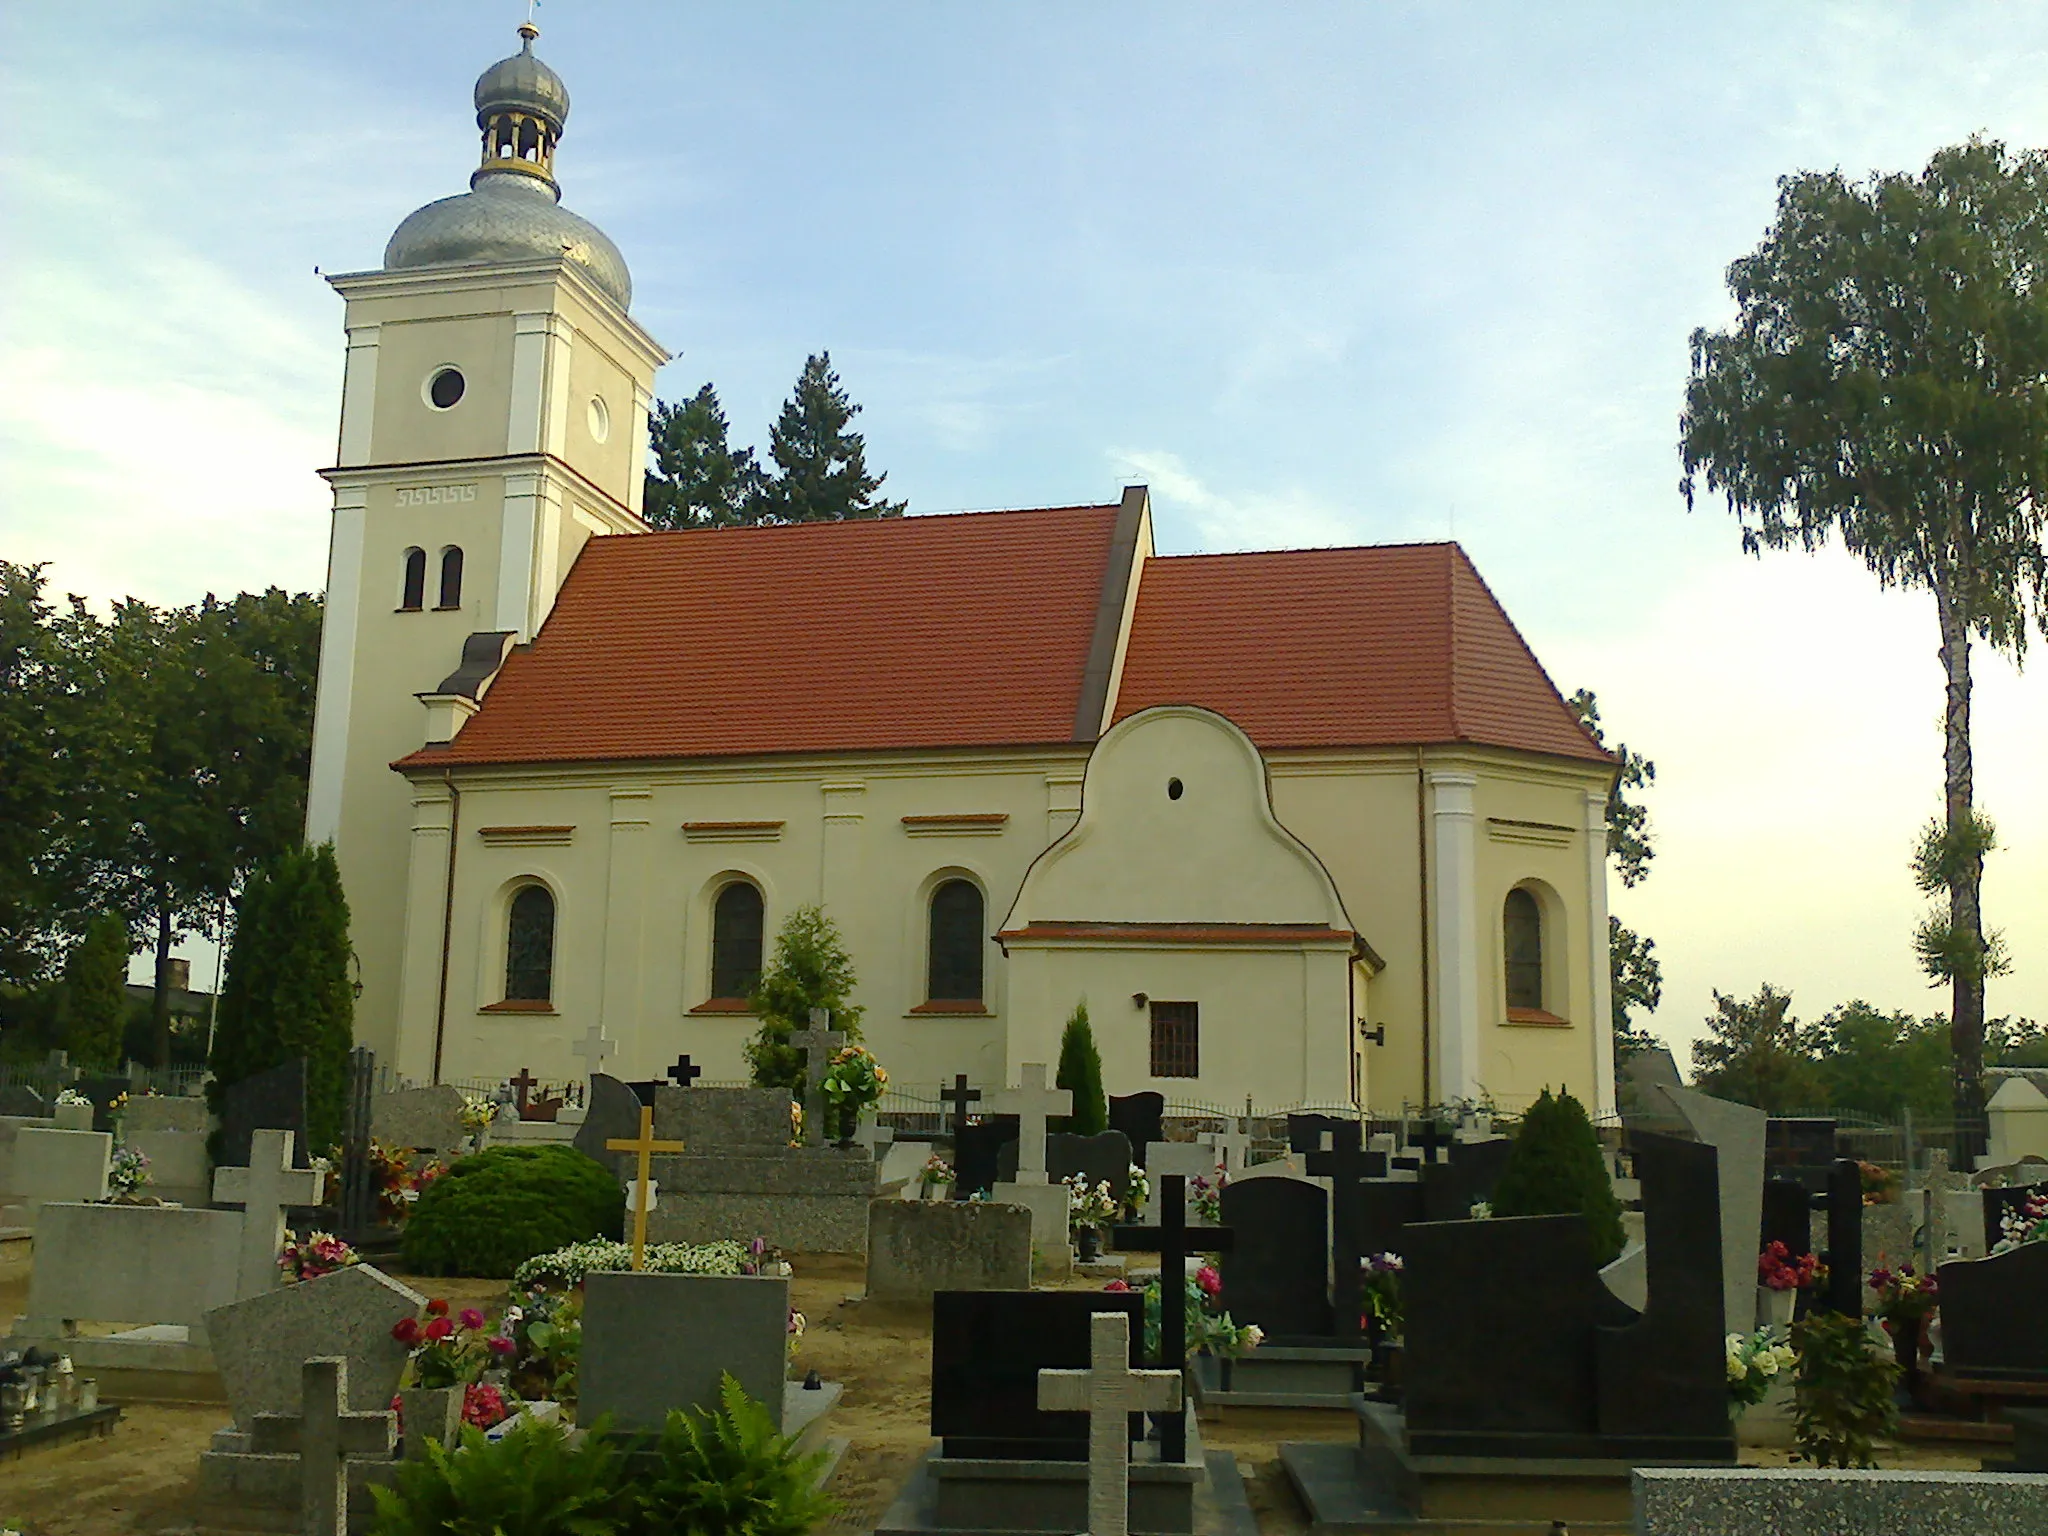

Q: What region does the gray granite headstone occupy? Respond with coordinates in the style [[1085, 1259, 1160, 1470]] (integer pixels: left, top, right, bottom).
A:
[[1633, 1467, 2048, 1535], [1659, 1086, 1767, 1337], [124, 1094, 210, 1135], [581, 1271, 792, 1431], [865, 1199, 1032, 1302], [0, 1084, 47, 1117], [205, 1262, 425, 1431], [219, 1058, 311, 1169], [653, 1084, 792, 1149], [369, 1086, 467, 1157], [573, 1073, 645, 1177]]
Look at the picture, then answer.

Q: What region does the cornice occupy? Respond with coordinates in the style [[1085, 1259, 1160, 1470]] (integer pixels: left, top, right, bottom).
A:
[[326, 259, 670, 370]]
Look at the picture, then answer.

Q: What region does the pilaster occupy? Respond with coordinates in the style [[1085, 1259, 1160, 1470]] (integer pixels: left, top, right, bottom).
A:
[[1428, 771, 1480, 1104], [599, 789, 653, 1067], [395, 786, 454, 1086], [820, 781, 867, 913], [336, 325, 380, 467], [304, 485, 368, 845]]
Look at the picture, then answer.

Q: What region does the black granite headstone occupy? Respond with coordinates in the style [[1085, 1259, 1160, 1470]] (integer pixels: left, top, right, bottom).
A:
[[1982, 1181, 2048, 1255], [1760, 1177, 1812, 1258], [1218, 1176, 1333, 1341], [1108, 1092, 1165, 1164], [1765, 1118, 1839, 1193], [1357, 1179, 1427, 1261], [217, 1058, 311, 1169], [1046, 1130, 1133, 1203], [1420, 1137, 1513, 1223], [573, 1073, 644, 1180], [0, 1085, 46, 1117], [1938, 1244, 2048, 1382], [1817, 1158, 1864, 1318], [75, 1074, 128, 1135], [952, 1116, 1018, 1196], [930, 1289, 1147, 1459]]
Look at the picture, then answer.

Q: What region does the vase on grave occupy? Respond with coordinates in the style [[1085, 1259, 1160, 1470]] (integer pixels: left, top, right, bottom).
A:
[[1075, 1225, 1102, 1262], [1369, 1339, 1404, 1394], [399, 1386, 465, 1459], [1882, 1314, 1930, 1409], [1757, 1285, 1795, 1329]]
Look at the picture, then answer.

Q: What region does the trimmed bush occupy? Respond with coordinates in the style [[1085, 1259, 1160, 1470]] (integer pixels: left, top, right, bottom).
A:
[[1488, 1086, 1626, 1267], [1053, 1002, 1107, 1135], [401, 1145, 623, 1279]]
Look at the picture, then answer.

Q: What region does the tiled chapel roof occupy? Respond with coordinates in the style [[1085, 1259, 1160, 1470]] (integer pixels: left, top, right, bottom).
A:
[[402, 507, 1610, 771]]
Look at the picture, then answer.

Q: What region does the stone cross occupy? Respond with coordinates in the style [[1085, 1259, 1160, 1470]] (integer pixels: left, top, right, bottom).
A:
[[788, 1009, 846, 1147], [509, 1066, 539, 1113], [666, 1053, 703, 1088], [1201, 1126, 1252, 1172], [986, 1062, 1070, 1183], [1112, 1173, 1233, 1463], [213, 1128, 326, 1300], [607, 1104, 685, 1269], [572, 1023, 615, 1081], [249, 1355, 395, 1536], [1037, 1311, 1182, 1536], [1290, 1119, 1374, 1340], [941, 1073, 983, 1138]]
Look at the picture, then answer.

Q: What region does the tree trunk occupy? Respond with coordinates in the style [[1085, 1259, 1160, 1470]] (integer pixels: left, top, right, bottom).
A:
[[1935, 591, 1987, 1159], [152, 895, 174, 1069]]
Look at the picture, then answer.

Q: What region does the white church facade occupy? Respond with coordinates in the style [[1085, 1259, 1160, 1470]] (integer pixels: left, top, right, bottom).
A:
[[306, 26, 1621, 1118]]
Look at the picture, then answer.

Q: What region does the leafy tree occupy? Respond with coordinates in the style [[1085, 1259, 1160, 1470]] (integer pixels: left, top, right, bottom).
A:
[[1052, 1002, 1107, 1135], [206, 843, 354, 1157], [1680, 139, 2048, 1146], [1489, 1087, 1627, 1267], [1691, 984, 1825, 1113], [61, 914, 130, 1071], [643, 383, 763, 531], [1989, 1016, 2048, 1067], [744, 905, 864, 1092], [755, 353, 907, 524], [1799, 1001, 1951, 1124], [1607, 917, 1663, 1038], [1568, 692, 1666, 1059]]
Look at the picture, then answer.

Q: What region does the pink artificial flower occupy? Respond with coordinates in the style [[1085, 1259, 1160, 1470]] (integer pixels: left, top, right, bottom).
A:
[[1103, 1279, 1131, 1293], [1195, 1266, 1222, 1297], [459, 1307, 486, 1331]]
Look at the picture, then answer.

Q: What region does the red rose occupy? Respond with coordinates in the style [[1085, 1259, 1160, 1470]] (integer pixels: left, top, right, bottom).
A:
[[392, 1318, 420, 1344], [426, 1298, 450, 1318], [424, 1316, 454, 1341]]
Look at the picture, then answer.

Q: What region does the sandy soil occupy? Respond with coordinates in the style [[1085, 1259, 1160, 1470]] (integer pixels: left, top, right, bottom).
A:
[[0, 1242, 1986, 1536]]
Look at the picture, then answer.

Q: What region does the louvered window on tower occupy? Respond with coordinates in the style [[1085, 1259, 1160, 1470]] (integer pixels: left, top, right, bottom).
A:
[[710, 881, 764, 1001], [505, 885, 556, 1002], [926, 880, 985, 1003], [400, 547, 426, 611], [1149, 1001, 1199, 1078], [1504, 887, 1543, 1011]]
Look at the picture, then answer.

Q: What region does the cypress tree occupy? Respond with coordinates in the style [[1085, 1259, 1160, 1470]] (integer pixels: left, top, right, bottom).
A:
[[1489, 1087, 1627, 1266], [1053, 1002, 1107, 1136], [755, 353, 907, 524], [62, 914, 130, 1071]]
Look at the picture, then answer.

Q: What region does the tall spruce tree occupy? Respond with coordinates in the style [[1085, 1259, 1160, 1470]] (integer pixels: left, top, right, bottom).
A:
[[1053, 1002, 1107, 1135], [756, 353, 907, 524], [206, 843, 354, 1156], [1489, 1087, 1627, 1266], [642, 384, 763, 530], [62, 914, 129, 1071]]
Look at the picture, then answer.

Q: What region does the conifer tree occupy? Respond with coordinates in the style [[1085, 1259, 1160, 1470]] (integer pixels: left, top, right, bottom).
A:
[[62, 913, 129, 1071], [1489, 1087, 1627, 1266], [755, 353, 907, 524], [745, 905, 865, 1092], [1053, 1002, 1107, 1135], [641, 384, 762, 530], [206, 843, 354, 1157]]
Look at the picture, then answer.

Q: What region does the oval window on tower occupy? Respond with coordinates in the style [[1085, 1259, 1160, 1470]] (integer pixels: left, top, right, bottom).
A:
[[587, 395, 611, 443], [425, 367, 466, 410]]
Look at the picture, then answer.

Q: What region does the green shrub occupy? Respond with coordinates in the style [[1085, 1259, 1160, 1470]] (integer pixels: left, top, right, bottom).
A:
[[1488, 1087, 1626, 1267], [745, 905, 865, 1092], [1053, 1002, 1106, 1135], [369, 1416, 628, 1536], [1789, 1311, 1898, 1468], [400, 1145, 623, 1279], [640, 1373, 837, 1536]]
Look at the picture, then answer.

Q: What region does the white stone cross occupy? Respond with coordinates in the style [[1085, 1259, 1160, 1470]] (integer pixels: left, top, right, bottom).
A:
[[986, 1063, 1071, 1184], [572, 1021, 615, 1080], [213, 1128, 326, 1300], [250, 1355, 396, 1536], [1200, 1128, 1252, 1173], [1037, 1310, 1182, 1536], [789, 1008, 847, 1147]]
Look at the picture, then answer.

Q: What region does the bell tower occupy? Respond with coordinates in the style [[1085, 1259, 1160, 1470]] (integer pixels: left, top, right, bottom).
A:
[[304, 24, 667, 1073]]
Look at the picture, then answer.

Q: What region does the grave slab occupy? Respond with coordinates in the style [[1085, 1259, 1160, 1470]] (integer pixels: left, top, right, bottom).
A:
[[369, 1086, 466, 1157], [205, 1263, 425, 1430], [866, 1201, 1032, 1302], [217, 1058, 310, 1171], [13, 1126, 113, 1212], [1938, 1242, 2048, 1383], [1633, 1466, 2048, 1536], [125, 1127, 211, 1206], [123, 1095, 209, 1135], [581, 1271, 795, 1431]]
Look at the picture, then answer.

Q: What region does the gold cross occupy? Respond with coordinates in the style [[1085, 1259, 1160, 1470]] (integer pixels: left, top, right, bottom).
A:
[[606, 1104, 685, 1270]]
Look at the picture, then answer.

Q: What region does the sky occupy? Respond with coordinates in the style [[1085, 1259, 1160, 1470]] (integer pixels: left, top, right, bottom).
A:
[[3, 3, 2045, 1061]]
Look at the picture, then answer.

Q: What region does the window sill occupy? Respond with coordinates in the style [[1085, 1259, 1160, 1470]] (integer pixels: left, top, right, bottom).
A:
[[1504, 1007, 1570, 1028], [908, 1001, 990, 1016], [689, 998, 757, 1016], [432, 604, 462, 612], [395, 606, 423, 614], [480, 1000, 556, 1015]]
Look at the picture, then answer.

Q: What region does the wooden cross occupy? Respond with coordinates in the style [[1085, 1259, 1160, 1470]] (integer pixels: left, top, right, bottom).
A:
[[249, 1356, 395, 1536], [986, 1063, 1070, 1184], [1112, 1173, 1234, 1462], [666, 1053, 703, 1088], [941, 1073, 983, 1138], [1037, 1311, 1182, 1536], [213, 1128, 327, 1300], [787, 1009, 846, 1147], [1289, 1119, 1374, 1340], [606, 1104, 685, 1270], [571, 1023, 615, 1080], [509, 1066, 539, 1111]]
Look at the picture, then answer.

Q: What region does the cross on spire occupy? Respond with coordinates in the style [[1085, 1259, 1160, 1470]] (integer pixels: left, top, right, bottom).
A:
[[985, 1063, 1069, 1183], [249, 1356, 396, 1536], [1112, 1173, 1234, 1462], [941, 1073, 983, 1138], [213, 1128, 327, 1300], [788, 1009, 847, 1147], [666, 1053, 703, 1088], [606, 1104, 685, 1270], [1037, 1311, 1183, 1536]]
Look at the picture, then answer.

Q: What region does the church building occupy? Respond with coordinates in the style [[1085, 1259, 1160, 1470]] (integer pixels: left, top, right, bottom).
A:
[[305, 27, 1620, 1119]]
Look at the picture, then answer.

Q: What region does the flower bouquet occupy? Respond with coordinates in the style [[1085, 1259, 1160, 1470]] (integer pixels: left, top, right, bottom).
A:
[[278, 1230, 361, 1284], [394, 1298, 511, 1389], [1121, 1164, 1151, 1223], [1757, 1240, 1824, 1327], [1726, 1328, 1796, 1411], [106, 1146, 153, 1200], [498, 1287, 581, 1404], [1065, 1173, 1118, 1259], [821, 1044, 889, 1142], [1361, 1251, 1404, 1339], [920, 1154, 956, 1199], [1993, 1190, 2046, 1254], [457, 1093, 500, 1151], [1857, 1160, 1900, 1206], [1103, 1268, 1263, 1361], [1189, 1170, 1226, 1225]]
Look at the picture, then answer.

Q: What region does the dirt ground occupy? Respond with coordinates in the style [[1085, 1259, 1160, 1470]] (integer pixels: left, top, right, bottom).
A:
[[0, 1242, 1984, 1535]]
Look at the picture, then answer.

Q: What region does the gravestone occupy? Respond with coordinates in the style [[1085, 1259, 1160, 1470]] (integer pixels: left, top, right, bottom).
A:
[[1046, 1130, 1133, 1205], [218, 1059, 311, 1171], [572, 1072, 645, 1175], [214, 1129, 327, 1301], [866, 1200, 1033, 1302], [19, 1201, 240, 1345], [1217, 1176, 1331, 1340], [1418, 1135, 1510, 1223], [581, 1272, 800, 1430], [1037, 1310, 1182, 1536], [1983, 1178, 2048, 1253], [955, 1115, 1019, 1196], [651, 1084, 793, 1148], [247, 1357, 396, 1536], [1938, 1243, 2048, 1383], [124, 1094, 209, 1134], [571, 1021, 615, 1083], [1617, 1046, 1689, 1135], [1108, 1093, 1165, 1164], [206, 1265, 425, 1430], [126, 1122, 212, 1208], [1760, 1177, 1811, 1258], [988, 1065, 1074, 1258], [1357, 1177, 1428, 1262], [1660, 1086, 1768, 1337], [0, 1084, 45, 1118], [369, 1086, 466, 1158], [1112, 1174, 1233, 1461], [11, 1126, 112, 1211], [930, 1288, 1147, 1459], [789, 1011, 847, 1146], [1816, 1158, 1864, 1318], [941, 1073, 983, 1137]]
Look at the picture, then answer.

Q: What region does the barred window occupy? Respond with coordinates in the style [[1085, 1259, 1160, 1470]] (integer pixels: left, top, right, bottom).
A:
[[505, 885, 555, 1002], [710, 881, 764, 1001], [400, 547, 426, 611], [927, 880, 985, 1003], [1504, 887, 1543, 1011], [1149, 1001, 1199, 1079]]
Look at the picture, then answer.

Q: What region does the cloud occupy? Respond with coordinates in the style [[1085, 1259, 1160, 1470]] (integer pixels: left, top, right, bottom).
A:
[[1106, 448, 1366, 552]]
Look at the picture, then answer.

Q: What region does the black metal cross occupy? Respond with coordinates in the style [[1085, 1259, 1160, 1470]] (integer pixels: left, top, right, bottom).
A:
[[1289, 1118, 1375, 1341], [941, 1073, 982, 1137], [1112, 1173, 1235, 1464], [1412, 1115, 1452, 1165], [509, 1066, 538, 1112], [666, 1054, 703, 1088]]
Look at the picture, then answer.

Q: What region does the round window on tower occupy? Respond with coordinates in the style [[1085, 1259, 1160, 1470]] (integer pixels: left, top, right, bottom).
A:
[[587, 395, 611, 443], [425, 367, 466, 410]]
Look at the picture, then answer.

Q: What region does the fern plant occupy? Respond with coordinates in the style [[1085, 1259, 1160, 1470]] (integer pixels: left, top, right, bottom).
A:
[[638, 1374, 836, 1536], [368, 1417, 628, 1536]]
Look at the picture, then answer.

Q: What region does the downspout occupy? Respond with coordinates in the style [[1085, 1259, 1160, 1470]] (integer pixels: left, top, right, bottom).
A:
[[1415, 748, 1432, 1108], [431, 768, 461, 1086]]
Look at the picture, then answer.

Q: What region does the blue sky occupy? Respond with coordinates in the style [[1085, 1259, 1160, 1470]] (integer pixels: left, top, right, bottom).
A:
[[4, 3, 2045, 1060]]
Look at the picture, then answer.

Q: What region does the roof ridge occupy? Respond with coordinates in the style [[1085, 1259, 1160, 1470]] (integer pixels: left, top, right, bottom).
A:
[[626, 502, 1122, 539], [1152, 539, 1460, 562]]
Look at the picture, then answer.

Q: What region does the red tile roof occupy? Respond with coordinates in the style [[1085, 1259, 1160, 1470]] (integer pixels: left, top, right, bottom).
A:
[[411, 505, 1124, 768], [1111, 543, 1610, 764]]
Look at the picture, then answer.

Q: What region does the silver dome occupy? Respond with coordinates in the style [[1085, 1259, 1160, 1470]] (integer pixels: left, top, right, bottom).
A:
[[383, 173, 632, 309], [474, 26, 569, 129]]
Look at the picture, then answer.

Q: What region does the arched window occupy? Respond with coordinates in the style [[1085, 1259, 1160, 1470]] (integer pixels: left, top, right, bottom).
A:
[[438, 546, 464, 608], [505, 885, 556, 1002], [710, 882, 765, 1001], [400, 547, 426, 611], [927, 879, 985, 1003], [1504, 887, 1543, 1012]]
